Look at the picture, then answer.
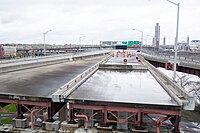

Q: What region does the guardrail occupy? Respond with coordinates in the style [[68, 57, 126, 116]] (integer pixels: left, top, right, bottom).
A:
[[52, 55, 110, 102], [142, 54, 200, 65], [139, 55, 195, 110], [0, 51, 111, 74], [0, 50, 108, 64], [0, 53, 73, 64]]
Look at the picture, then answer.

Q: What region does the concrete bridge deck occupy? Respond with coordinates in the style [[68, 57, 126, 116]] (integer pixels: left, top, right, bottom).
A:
[[51, 50, 190, 132], [63, 50, 192, 109], [0, 49, 195, 132], [0, 55, 108, 99], [53, 50, 193, 110], [67, 69, 179, 109]]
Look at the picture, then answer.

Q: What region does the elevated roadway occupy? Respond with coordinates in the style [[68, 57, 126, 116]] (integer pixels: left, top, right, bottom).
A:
[[142, 53, 200, 67], [53, 50, 194, 110], [0, 51, 110, 127], [0, 56, 107, 98], [16, 45, 113, 55], [142, 51, 200, 77], [52, 50, 194, 132], [0, 50, 110, 74], [0, 50, 110, 99], [0, 49, 195, 132], [0, 50, 107, 64]]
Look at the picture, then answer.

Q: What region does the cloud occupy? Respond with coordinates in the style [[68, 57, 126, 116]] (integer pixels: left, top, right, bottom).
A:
[[0, 13, 19, 24], [0, 0, 199, 44]]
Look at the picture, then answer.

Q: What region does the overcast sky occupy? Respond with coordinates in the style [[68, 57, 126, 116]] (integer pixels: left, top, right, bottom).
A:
[[0, 0, 199, 45]]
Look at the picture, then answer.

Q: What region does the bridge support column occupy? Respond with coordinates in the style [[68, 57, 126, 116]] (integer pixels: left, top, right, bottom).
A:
[[135, 111, 144, 130], [68, 102, 77, 124], [103, 106, 108, 126], [46, 107, 54, 122], [13, 104, 28, 128], [17, 104, 24, 119], [173, 115, 181, 133]]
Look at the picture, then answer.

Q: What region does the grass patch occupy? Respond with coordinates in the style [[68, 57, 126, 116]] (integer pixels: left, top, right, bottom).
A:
[[1, 104, 17, 112], [0, 118, 13, 124], [0, 104, 17, 124]]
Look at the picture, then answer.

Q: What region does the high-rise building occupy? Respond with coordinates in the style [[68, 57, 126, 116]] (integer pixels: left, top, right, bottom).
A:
[[187, 36, 190, 45], [152, 37, 155, 46], [163, 36, 166, 45], [154, 23, 160, 48]]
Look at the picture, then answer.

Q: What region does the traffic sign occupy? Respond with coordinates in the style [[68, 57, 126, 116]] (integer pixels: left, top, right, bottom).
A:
[[133, 41, 140, 44], [122, 41, 127, 45], [128, 41, 134, 46]]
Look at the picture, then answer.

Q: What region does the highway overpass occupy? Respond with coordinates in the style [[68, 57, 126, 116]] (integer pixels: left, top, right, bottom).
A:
[[0, 49, 195, 133]]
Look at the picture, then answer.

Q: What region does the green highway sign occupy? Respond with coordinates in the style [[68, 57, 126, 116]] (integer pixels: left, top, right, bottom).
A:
[[120, 40, 140, 47], [133, 41, 140, 44], [122, 41, 127, 45], [128, 41, 134, 46]]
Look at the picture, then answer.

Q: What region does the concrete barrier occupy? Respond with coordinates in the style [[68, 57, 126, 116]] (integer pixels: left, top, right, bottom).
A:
[[180, 62, 200, 70], [99, 64, 147, 70], [0, 58, 71, 73], [0, 51, 111, 74]]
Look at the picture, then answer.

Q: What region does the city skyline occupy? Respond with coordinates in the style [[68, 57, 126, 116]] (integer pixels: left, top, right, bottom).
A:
[[0, 0, 200, 45]]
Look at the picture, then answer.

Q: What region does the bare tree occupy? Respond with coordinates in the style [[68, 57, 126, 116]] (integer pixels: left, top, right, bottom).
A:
[[177, 74, 191, 87], [188, 81, 200, 101], [177, 74, 200, 103]]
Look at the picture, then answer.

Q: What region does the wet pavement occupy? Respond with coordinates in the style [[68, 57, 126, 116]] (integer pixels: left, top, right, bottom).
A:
[[68, 69, 178, 106]]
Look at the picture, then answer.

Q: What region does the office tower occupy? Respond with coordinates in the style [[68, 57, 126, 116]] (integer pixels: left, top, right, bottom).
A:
[[187, 36, 189, 45], [154, 23, 160, 48], [163, 36, 166, 45]]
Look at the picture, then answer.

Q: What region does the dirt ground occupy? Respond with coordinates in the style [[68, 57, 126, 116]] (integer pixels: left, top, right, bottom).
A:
[[180, 105, 200, 133]]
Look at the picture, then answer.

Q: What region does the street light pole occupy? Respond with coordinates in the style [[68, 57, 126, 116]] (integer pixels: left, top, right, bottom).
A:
[[43, 30, 52, 56], [166, 0, 180, 82], [79, 36, 85, 49], [133, 29, 143, 54]]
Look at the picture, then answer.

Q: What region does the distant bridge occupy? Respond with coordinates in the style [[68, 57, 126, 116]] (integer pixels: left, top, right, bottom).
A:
[[17, 45, 113, 55], [142, 49, 200, 77]]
